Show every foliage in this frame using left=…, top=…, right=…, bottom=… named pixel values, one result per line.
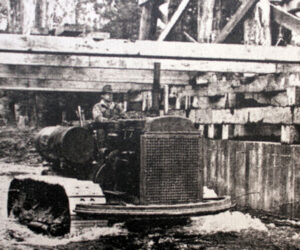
left=101, top=0, right=140, bottom=39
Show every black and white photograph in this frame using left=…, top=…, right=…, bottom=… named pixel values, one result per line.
left=0, top=0, right=300, bottom=249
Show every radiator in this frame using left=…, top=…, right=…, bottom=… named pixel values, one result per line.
left=140, top=132, right=202, bottom=205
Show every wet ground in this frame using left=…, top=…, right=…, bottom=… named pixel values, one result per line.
left=0, top=163, right=300, bottom=250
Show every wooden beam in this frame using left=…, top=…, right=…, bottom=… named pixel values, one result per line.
left=0, top=78, right=152, bottom=93
left=139, top=0, right=152, bottom=6
left=201, top=74, right=289, bottom=97
left=0, top=65, right=191, bottom=85
left=54, top=24, right=84, bottom=37
left=158, top=0, right=191, bottom=41
left=215, top=0, right=258, bottom=43
left=139, top=0, right=159, bottom=40
left=191, top=107, right=293, bottom=125
left=0, top=52, right=285, bottom=74
left=183, top=31, right=198, bottom=43
left=271, top=3, right=300, bottom=33
left=0, top=34, right=300, bottom=63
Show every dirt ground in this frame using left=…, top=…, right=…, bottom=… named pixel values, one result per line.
left=0, top=127, right=42, bottom=166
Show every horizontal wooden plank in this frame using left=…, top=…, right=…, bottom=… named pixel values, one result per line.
left=0, top=78, right=152, bottom=93
left=0, top=52, right=283, bottom=73
left=192, top=91, right=291, bottom=109
left=249, top=107, right=292, bottom=124
left=190, top=107, right=293, bottom=124
left=0, top=65, right=192, bottom=85
left=195, top=74, right=288, bottom=97
left=0, top=34, right=299, bottom=63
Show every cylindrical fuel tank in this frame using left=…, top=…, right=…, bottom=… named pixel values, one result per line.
left=35, top=126, right=94, bottom=164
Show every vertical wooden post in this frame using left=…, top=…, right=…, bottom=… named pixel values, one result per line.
left=164, top=84, right=169, bottom=114
left=34, top=0, right=48, bottom=34
left=152, top=63, right=161, bottom=114
left=208, top=124, right=216, bottom=139
left=198, top=124, right=206, bottom=137
left=139, top=0, right=159, bottom=40
left=175, top=95, right=181, bottom=109
left=197, top=0, right=215, bottom=42
left=8, top=0, right=37, bottom=34
left=281, top=125, right=299, bottom=144
left=244, top=0, right=271, bottom=46
left=222, top=124, right=234, bottom=140
left=234, top=124, right=246, bottom=138
left=142, top=91, right=147, bottom=111
left=146, top=91, right=152, bottom=110
left=123, top=94, right=128, bottom=112
left=287, top=86, right=300, bottom=106
left=185, top=95, right=188, bottom=110
left=33, top=92, right=39, bottom=128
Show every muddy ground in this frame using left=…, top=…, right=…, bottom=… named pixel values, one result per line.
left=0, top=127, right=300, bottom=249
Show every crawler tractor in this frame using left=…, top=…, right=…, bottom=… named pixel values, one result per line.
left=7, top=116, right=233, bottom=236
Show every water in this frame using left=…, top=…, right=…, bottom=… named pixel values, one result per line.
left=0, top=163, right=299, bottom=249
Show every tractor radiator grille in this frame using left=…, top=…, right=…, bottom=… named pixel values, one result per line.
left=140, top=133, right=202, bottom=205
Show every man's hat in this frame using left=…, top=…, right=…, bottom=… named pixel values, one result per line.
left=102, top=85, right=113, bottom=93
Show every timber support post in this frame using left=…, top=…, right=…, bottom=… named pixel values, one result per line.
left=139, top=0, right=160, bottom=40
left=152, top=62, right=161, bottom=114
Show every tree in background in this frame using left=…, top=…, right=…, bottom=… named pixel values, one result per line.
left=101, top=0, right=140, bottom=39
